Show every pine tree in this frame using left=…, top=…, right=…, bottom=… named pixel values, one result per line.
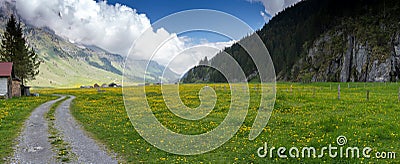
left=0, top=14, right=40, bottom=85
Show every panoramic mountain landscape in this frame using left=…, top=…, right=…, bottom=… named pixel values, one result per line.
left=0, top=0, right=398, bottom=163
left=0, top=0, right=178, bottom=88
left=183, top=0, right=400, bottom=83
left=4, top=0, right=399, bottom=86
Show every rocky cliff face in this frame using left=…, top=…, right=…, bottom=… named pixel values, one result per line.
left=294, top=32, right=400, bottom=82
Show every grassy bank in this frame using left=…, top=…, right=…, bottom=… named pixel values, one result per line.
left=0, top=95, right=57, bottom=162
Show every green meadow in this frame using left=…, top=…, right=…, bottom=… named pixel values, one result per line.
left=1, top=83, right=398, bottom=163
left=0, top=95, right=57, bottom=161
left=33, top=82, right=399, bottom=163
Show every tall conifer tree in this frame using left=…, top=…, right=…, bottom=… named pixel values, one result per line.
left=0, top=14, right=40, bottom=85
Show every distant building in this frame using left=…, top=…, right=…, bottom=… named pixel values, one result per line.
left=0, top=62, right=21, bottom=99
left=108, top=82, right=121, bottom=87
left=22, top=86, right=30, bottom=96
left=94, top=83, right=100, bottom=88
left=109, top=82, right=117, bottom=87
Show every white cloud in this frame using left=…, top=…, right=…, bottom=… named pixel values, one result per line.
left=248, top=0, right=301, bottom=21
left=16, top=0, right=151, bottom=56
left=164, top=40, right=235, bottom=74
left=260, top=10, right=270, bottom=22
left=15, top=0, right=234, bottom=75
left=131, top=29, right=234, bottom=74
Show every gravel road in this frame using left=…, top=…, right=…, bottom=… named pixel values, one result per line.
left=11, top=95, right=118, bottom=164
left=11, top=96, right=66, bottom=163
left=54, top=96, right=118, bottom=164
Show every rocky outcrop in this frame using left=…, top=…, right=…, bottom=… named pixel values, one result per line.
left=295, top=32, right=400, bottom=82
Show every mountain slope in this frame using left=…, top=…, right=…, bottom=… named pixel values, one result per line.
left=183, top=0, right=400, bottom=83
left=0, top=1, right=179, bottom=88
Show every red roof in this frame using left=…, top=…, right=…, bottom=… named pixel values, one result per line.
left=0, top=62, right=13, bottom=77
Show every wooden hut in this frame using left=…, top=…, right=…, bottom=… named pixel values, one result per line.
left=0, top=62, right=20, bottom=99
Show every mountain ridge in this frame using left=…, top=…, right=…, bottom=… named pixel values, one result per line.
left=0, top=0, right=179, bottom=88
left=182, top=0, right=400, bottom=83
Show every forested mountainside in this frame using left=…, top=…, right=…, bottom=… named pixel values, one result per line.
left=183, top=0, right=400, bottom=83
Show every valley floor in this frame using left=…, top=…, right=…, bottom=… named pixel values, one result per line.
left=2, top=82, right=399, bottom=163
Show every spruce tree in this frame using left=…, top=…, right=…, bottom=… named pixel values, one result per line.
left=0, top=14, right=40, bottom=85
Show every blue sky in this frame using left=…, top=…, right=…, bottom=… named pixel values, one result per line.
left=103, top=0, right=267, bottom=30
left=100, top=0, right=267, bottom=43
left=18, top=0, right=298, bottom=73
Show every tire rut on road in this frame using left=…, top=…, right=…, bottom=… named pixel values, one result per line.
left=11, top=95, right=118, bottom=163
left=54, top=95, right=118, bottom=164
left=11, top=96, right=66, bottom=163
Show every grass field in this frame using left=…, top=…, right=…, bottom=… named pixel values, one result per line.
left=38, top=83, right=399, bottom=163
left=0, top=95, right=57, bottom=161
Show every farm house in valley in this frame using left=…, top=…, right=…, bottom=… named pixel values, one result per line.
left=0, top=62, right=21, bottom=99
